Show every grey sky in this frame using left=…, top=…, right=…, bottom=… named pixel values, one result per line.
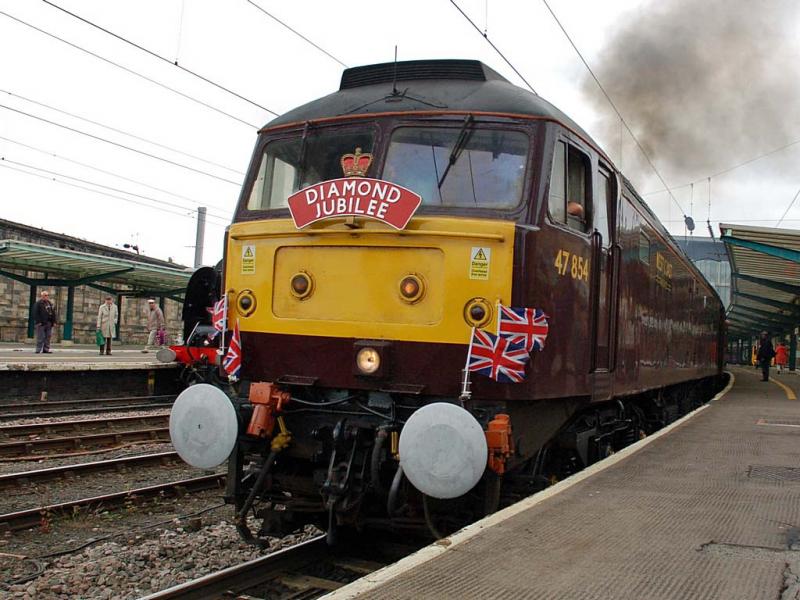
left=1, top=0, right=798, bottom=266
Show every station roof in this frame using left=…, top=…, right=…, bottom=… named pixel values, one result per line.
left=720, top=223, right=800, bottom=338
left=0, top=239, right=192, bottom=296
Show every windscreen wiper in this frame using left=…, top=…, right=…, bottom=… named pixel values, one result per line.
left=437, top=114, right=474, bottom=189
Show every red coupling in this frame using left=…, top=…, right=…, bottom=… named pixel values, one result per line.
left=485, top=414, right=513, bottom=475
left=246, top=382, right=290, bottom=438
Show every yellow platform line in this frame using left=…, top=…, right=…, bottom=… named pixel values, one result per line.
left=770, top=377, right=797, bottom=400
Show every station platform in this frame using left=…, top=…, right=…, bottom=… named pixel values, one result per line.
left=0, top=343, right=178, bottom=401
left=0, top=342, right=173, bottom=371
left=329, top=367, right=800, bottom=600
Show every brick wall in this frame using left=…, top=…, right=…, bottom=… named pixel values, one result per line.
left=0, top=219, right=185, bottom=345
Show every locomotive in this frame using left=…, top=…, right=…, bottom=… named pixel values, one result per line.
left=168, top=59, right=725, bottom=543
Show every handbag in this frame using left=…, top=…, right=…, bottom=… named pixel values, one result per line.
left=95, top=329, right=105, bottom=346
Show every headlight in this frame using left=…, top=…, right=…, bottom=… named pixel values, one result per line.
left=356, top=347, right=381, bottom=375
left=290, top=272, right=313, bottom=299
left=399, top=274, right=424, bottom=303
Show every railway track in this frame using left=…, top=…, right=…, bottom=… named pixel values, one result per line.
left=0, top=451, right=180, bottom=489
left=0, top=394, right=175, bottom=419
left=141, top=534, right=416, bottom=600
left=0, top=414, right=169, bottom=438
left=0, top=427, right=170, bottom=458
left=0, top=473, right=225, bottom=532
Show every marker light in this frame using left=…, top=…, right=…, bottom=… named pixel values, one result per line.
left=399, top=275, right=424, bottom=303
left=464, top=297, right=492, bottom=328
left=356, top=347, right=381, bottom=375
left=237, top=290, right=256, bottom=316
left=290, top=272, right=313, bottom=299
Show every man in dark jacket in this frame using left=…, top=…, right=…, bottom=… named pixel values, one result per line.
left=34, top=290, right=56, bottom=354
left=757, top=331, right=776, bottom=382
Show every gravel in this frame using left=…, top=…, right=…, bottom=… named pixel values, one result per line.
left=2, top=460, right=221, bottom=514
left=0, top=442, right=176, bottom=475
left=2, top=517, right=321, bottom=599
left=0, top=410, right=171, bottom=428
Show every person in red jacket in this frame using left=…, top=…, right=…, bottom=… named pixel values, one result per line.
left=775, top=342, right=789, bottom=374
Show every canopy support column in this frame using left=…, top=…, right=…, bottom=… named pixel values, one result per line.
left=63, top=285, right=75, bottom=344
left=790, top=332, right=797, bottom=372
left=27, top=284, right=37, bottom=340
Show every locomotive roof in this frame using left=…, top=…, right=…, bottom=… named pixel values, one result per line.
left=264, top=59, right=598, bottom=144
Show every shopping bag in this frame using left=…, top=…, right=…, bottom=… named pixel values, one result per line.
left=95, top=330, right=105, bottom=346
left=156, top=329, right=167, bottom=346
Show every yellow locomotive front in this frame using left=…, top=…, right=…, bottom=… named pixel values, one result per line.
left=169, top=60, right=555, bottom=541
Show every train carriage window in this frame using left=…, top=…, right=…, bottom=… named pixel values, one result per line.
left=247, top=129, right=375, bottom=210
left=382, top=127, right=528, bottom=208
left=638, top=232, right=651, bottom=264
left=549, top=140, right=591, bottom=233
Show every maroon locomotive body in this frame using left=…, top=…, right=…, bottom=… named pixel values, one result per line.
left=169, top=60, right=725, bottom=541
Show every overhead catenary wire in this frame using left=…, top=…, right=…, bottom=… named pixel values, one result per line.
left=0, top=160, right=226, bottom=228
left=2, top=89, right=245, bottom=176
left=447, top=0, right=538, bottom=95
left=0, top=103, right=242, bottom=186
left=643, top=137, right=800, bottom=196
left=539, top=0, right=686, bottom=218
left=0, top=156, right=232, bottom=225
left=42, top=0, right=278, bottom=116
left=0, top=134, right=233, bottom=216
left=776, top=187, right=800, bottom=227
left=0, top=10, right=260, bottom=128
left=245, top=0, right=348, bottom=68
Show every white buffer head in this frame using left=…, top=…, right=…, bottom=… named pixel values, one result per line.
left=169, top=383, right=238, bottom=469
left=399, top=402, right=488, bottom=499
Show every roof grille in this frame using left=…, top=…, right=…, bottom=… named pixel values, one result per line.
left=340, top=60, right=489, bottom=90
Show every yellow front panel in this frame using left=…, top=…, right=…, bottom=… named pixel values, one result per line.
left=226, top=216, right=515, bottom=345
left=273, top=246, right=444, bottom=325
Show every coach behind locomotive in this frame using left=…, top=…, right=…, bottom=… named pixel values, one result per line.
left=169, top=59, right=725, bottom=543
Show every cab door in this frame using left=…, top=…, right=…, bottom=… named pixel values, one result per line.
left=590, top=165, right=618, bottom=398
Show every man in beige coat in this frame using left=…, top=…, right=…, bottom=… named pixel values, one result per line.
left=96, top=296, right=118, bottom=356
left=144, top=298, right=166, bottom=351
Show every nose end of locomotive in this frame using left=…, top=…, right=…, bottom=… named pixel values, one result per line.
left=169, top=384, right=239, bottom=469
left=399, top=402, right=488, bottom=499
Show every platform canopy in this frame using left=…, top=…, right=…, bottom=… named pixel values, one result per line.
left=0, top=239, right=191, bottom=294
left=720, top=223, right=800, bottom=339
left=0, top=239, right=192, bottom=341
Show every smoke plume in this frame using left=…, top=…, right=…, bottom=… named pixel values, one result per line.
left=583, top=0, right=800, bottom=179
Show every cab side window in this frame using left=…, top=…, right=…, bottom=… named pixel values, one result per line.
left=549, top=140, right=591, bottom=233
left=595, top=167, right=614, bottom=247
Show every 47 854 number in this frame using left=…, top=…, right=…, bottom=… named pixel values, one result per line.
left=554, top=249, right=589, bottom=282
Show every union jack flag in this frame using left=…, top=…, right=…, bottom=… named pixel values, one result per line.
left=223, top=320, right=241, bottom=380
left=212, top=296, right=227, bottom=332
left=497, top=305, right=549, bottom=352
left=468, top=328, right=529, bottom=383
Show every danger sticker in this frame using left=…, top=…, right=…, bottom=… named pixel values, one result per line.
left=469, top=247, right=491, bottom=280
left=241, top=245, right=255, bottom=274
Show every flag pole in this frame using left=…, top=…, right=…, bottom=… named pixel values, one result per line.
left=217, top=294, right=228, bottom=358
left=459, top=327, right=475, bottom=404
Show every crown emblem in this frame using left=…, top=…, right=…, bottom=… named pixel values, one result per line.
left=340, top=147, right=373, bottom=177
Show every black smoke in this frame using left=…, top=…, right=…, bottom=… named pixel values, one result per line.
left=583, top=0, right=800, bottom=179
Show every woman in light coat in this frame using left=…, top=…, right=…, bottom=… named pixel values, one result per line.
left=96, top=296, right=119, bottom=355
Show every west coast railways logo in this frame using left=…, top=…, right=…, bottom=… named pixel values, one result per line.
left=287, top=177, right=423, bottom=230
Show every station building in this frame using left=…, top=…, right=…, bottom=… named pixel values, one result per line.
left=0, top=218, right=190, bottom=346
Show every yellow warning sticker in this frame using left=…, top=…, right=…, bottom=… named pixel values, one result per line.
left=469, top=247, right=491, bottom=280
left=241, top=245, right=256, bottom=274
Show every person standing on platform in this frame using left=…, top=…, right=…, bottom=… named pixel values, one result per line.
left=34, top=290, right=56, bottom=354
left=757, top=331, right=776, bottom=382
left=96, top=296, right=118, bottom=356
left=775, top=341, right=789, bottom=375
left=143, top=299, right=165, bottom=352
